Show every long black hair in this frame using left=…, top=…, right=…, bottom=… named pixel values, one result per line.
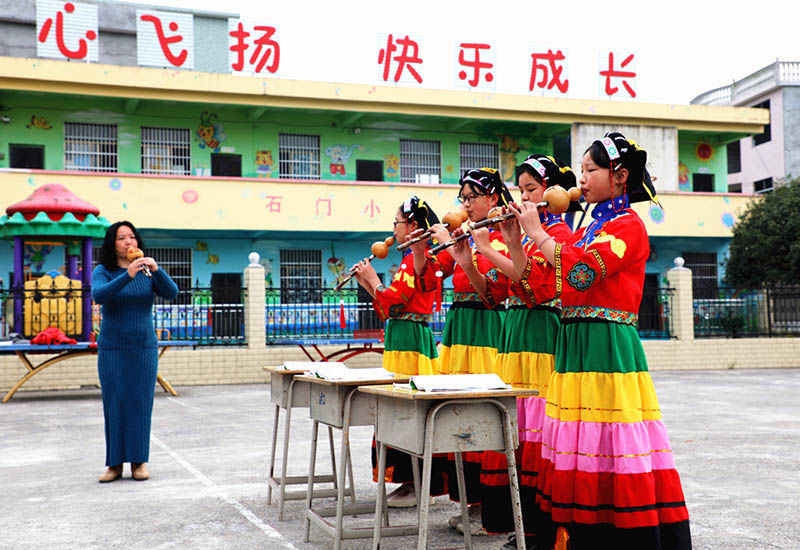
left=99, top=221, right=145, bottom=270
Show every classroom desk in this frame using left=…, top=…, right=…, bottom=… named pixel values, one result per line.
left=298, top=374, right=414, bottom=550
left=268, top=338, right=384, bottom=362
left=359, top=384, right=538, bottom=550
left=264, top=366, right=351, bottom=521
left=1, top=340, right=194, bottom=403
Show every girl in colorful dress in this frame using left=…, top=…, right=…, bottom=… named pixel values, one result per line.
left=419, top=168, right=512, bottom=534
left=510, top=133, right=692, bottom=549
left=353, top=196, right=445, bottom=507
left=470, top=155, right=579, bottom=547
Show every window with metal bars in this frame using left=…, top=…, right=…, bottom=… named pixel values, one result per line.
left=399, top=139, right=441, bottom=183
left=278, top=133, right=320, bottom=179
left=279, top=249, right=322, bottom=303
left=91, top=247, right=192, bottom=293
left=754, top=177, right=773, bottom=194
left=682, top=251, right=718, bottom=299
left=459, top=142, right=499, bottom=174
left=64, top=122, right=118, bottom=172
left=141, top=127, right=191, bottom=175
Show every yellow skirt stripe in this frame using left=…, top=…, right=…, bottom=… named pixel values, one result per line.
left=383, top=350, right=439, bottom=376
left=438, top=344, right=498, bottom=375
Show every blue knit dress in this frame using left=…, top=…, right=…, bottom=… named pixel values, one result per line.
left=92, top=265, right=179, bottom=466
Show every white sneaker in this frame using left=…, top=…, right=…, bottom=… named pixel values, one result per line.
left=387, top=484, right=417, bottom=508
left=449, top=504, right=486, bottom=534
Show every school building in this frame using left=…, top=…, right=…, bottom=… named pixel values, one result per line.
left=0, top=0, right=769, bottom=340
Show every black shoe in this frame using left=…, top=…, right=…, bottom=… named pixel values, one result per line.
left=501, top=533, right=537, bottom=550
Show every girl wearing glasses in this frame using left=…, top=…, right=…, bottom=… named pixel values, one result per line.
left=353, top=196, right=446, bottom=507
left=418, top=168, right=513, bottom=535
left=509, top=133, right=691, bottom=549
left=469, top=155, right=580, bottom=547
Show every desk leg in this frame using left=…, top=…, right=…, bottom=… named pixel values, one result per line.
left=333, top=388, right=357, bottom=550
left=502, top=406, right=525, bottom=550
left=277, top=391, right=295, bottom=521
left=454, top=452, right=473, bottom=550
left=327, top=426, right=338, bottom=493
left=267, top=403, right=280, bottom=504
left=372, top=441, right=388, bottom=550
left=303, top=420, right=321, bottom=542
left=417, top=425, right=434, bottom=550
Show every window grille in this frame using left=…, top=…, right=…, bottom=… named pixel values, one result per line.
left=141, top=127, right=191, bottom=175
left=682, top=252, right=718, bottom=300
left=64, top=122, right=118, bottom=172
left=278, top=133, right=320, bottom=179
left=91, top=247, right=192, bottom=292
left=400, top=139, right=441, bottom=183
left=280, top=249, right=322, bottom=303
left=459, top=142, right=499, bottom=174
left=752, top=100, right=771, bottom=146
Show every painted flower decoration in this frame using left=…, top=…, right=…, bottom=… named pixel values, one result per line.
left=108, top=178, right=122, bottom=191
left=721, top=212, right=735, bottom=228
left=182, top=189, right=199, bottom=204
left=649, top=205, right=665, bottom=224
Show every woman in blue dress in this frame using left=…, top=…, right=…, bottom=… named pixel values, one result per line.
left=92, top=221, right=178, bottom=482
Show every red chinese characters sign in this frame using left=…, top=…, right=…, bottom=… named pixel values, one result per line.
left=136, top=10, right=194, bottom=69
left=377, top=33, right=424, bottom=85
left=457, top=42, right=494, bottom=89
left=228, top=20, right=280, bottom=76
left=529, top=49, right=569, bottom=95
left=599, top=51, right=637, bottom=98
left=36, top=0, right=98, bottom=62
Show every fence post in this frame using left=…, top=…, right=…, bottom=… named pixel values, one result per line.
left=667, top=257, right=694, bottom=342
left=244, top=252, right=266, bottom=349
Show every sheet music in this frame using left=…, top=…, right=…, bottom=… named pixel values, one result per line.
left=408, top=374, right=511, bottom=392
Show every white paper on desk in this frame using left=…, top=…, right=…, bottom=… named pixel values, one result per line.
left=282, top=361, right=328, bottom=371
left=343, top=367, right=395, bottom=380
left=303, top=362, right=350, bottom=379
left=409, top=374, right=510, bottom=392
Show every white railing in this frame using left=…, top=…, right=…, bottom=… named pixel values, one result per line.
left=692, top=61, right=800, bottom=105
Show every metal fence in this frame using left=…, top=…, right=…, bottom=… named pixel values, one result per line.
left=0, top=286, right=246, bottom=345
left=638, top=287, right=674, bottom=339
left=264, top=287, right=673, bottom=342
left=694, top=287, right=800, bottom=338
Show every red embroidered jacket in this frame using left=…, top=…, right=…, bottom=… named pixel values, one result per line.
left=519, top=207, right=649, bottom=326
left=419, top=229, right=509, bottom=309
left=509, top=214, right=573, bottom=305
left=372, top=252, right=435, bottom=322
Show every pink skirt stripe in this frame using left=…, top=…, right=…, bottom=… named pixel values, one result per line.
left=518, top=395, right=547, bottom=444
left=541, top=418, right=677, bottom=475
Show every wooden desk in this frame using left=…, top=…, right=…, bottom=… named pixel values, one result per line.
left=1, top=341, right=192, bottom=403
left=264, top=366, right=350, bottom=520
left=298, top=374, right=415, bottom=550
left=359, top=385, right=538, bottom=550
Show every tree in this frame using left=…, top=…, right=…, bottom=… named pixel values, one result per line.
left=724, top=177, right=800, bottom=287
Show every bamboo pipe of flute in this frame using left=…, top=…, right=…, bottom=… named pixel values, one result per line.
left=396, top=210, right=468, bottom=251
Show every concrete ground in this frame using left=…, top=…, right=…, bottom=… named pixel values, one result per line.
left=1, top=368, right=799, bottom=550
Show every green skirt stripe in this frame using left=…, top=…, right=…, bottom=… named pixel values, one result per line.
left=441, top=306, right=505, bottom=349
left=555, top=321, right=649, bottom=374
left=385, top=319, right=438, bottom=360
left=499, top=307, right=560, bottom=355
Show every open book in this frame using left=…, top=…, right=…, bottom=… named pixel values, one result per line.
left=403, top=374, right=511, bottom=392
left=301, top=362, right=395, bottom=381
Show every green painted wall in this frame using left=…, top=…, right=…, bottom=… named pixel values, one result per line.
left=677, top=133, right=728, bottom=193
left=0, top=91, right=560, bottom=184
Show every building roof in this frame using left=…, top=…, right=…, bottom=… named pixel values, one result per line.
left=0, top=56, right=768, bottom=134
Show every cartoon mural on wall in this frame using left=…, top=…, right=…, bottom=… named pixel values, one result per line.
left=206, top=253, right=219, bottom=265
left=325, top=144, right=362, bottom=175
left=256, top=150, right=275, bottom=178
left=678, top=161, right=690, bottom=191
left=24, top=244, right=55, bottom=272
left=196, top=112, right=226, bottom=152
left=696, top=142, right=714, bottom=162
left=26, top=115, right=52, bottom=130
left=327, top=255, right=347, bottom=285
left=194, top=240, right=209, bottom=252
left=384, top=154, right=399, bottom=179
left=500, top=135, right=522, bottom=182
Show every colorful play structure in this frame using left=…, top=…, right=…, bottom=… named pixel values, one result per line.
left=0, top=184, right=110, bottom=341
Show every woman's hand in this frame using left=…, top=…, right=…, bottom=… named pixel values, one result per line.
left=499, top=208, right=521, bottom=244
left=353, top=259, right=380, bottom=289
left=126, top=258, right=147, bottom=278
left=142, top=257, right=159, bottom=272
left=469, top=226, right=491, bottom=253
left=511, top=201, right=544, bottom=240
left=428, top=223, right=452, bottom=247
left=448, top=228, right=472, bottom=265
